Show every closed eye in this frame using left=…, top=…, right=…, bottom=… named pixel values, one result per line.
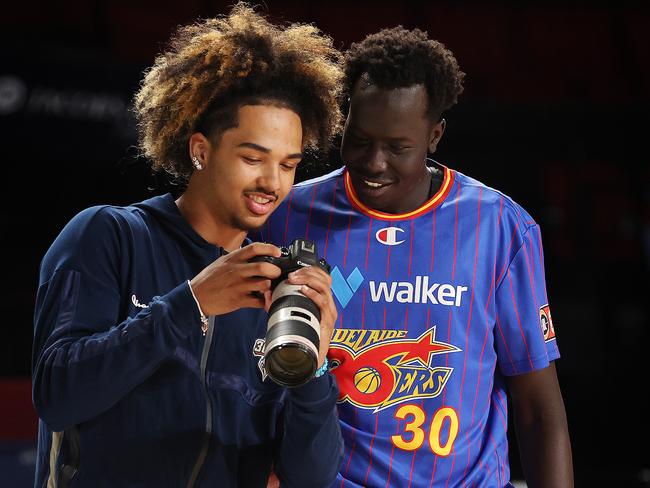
left=242, top=156, right=262, bottom=164
left=389, top=144, right=410, bottom=153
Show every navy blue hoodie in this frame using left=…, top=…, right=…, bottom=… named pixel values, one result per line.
left=32, top=194, right=342, bottom=487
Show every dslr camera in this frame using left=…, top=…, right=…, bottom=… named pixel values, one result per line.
left=251, top=238, right=330, bottom=387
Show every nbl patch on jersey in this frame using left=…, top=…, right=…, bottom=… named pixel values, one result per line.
left=539, top=304, right=556, bottom=342
left=252, top=338, right=268, bottom=381
left=328, top=326, right=460, bottom=412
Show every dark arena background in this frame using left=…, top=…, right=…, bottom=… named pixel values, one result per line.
left=1, top=1, right=648, bottom=486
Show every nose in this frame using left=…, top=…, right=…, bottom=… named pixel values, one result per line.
left=258, top=162, right=281, bottom=193
left=360, top=146, right=388, bottom=175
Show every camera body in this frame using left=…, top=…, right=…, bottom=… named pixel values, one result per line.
left=251, top=239, right=330, bottom=387
left=252, top=239, right=330, bottom=286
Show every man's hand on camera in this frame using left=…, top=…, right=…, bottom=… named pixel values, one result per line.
left=189, top=243, right=282, bottom=316
left=287, top=266, right=337, bottom=369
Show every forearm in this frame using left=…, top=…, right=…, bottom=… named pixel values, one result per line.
left=513, top=392, right=573, bottom=487
left=275, top=374, right=343, bottom=487
left=33, top=280, right=199, bottom=430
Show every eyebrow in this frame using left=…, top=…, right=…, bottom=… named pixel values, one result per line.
left=349, top=128, right=412, bottom=144
left=238, top=142, right=303, bottom=159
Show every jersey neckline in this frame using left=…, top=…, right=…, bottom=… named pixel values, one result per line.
left=343, top=164, right=455, bottom=221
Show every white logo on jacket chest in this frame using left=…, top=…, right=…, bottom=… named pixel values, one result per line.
left=131, top=295, right=149, bottom=309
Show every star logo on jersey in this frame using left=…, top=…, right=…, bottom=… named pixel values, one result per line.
left=331, top=266, right=364, bottom=308
left=328, top=326, right=461, bottom=412
left=375, top=226, right=405, bottom=246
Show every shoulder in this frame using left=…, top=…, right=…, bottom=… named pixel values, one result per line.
left=270, top=167, right=344, bottom=218
left=62, top=203, right=149, bottom=240
left=292, top=167, right=344, bottom=195
left=40, top=202, right=149, bottom=282
left=294, top=166, right=344, bottom=188
left=453, top=169, right=538, bottom=231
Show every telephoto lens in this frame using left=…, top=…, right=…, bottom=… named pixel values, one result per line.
left=256, top=239, right=330, bottom=387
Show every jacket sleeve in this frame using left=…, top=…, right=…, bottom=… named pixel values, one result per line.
left=275, top=373, right=343, bottom=487
left=32, top=207, right=201, bottom=431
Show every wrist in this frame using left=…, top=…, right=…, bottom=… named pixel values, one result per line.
left=314, top=357, right=329, bottom=378
left=187, top=280, right=209, bottom=336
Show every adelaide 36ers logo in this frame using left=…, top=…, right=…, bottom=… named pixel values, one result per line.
left=328, top=327, right=460, bottom=412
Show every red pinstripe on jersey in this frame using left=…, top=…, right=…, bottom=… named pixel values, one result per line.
left=495, top=314, right=517, bottom=373
left=364, top=217, right=373, bottom=271
left=343, top=215, right=352, bottom=267
left=507, top=274, right=535, bottom=370
left=429, top=207, right=437, bottom=273
left=456, top=188, right=483, bottom=480
left=496, top=223, right=520, bottom=286
left=363, top=414, right=381, bottom=486
left=408, top=307, right=432, bottom=488
left=282, top=191, right=293, bottom=245
left=522, top=239, right=540, bottom=316
left=536, top=226, right=549, bottom=304
left=323, top=178, right=339, bottom=259
left=451, top=181, right=460, bottom=280
left=433, top=179, right=460, bottom=485
left=408, top=219, right=415, bottom=277
left=385, top=246, right=391, bottom=278
left=304, top=185, right=318, bottom=241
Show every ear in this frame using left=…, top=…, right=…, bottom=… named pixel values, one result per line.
left=428, top=118, right=446, bottom=154
left=189, top=132, right=211, bottom=168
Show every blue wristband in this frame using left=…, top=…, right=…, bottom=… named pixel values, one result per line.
left=314, top=358, right=329, bottom=378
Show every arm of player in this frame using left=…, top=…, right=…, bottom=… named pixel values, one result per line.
left=33, top=213, right=281, bottom=431
left=188, top=242, right=282, bottom=315
left=272, top=266, right=344, bottom=487
left=33, top=274, right=204, bottom=431
left=507, top=363, right=574, bottom=488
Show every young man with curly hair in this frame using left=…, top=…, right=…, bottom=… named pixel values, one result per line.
left=261, top=27, right=573, bottom=487
left=32, top=4, right=345, bottom=487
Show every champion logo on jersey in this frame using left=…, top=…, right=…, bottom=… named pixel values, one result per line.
left=331, top=266, right=364, bottom=308
left=375, top=226, right=405, bottom=246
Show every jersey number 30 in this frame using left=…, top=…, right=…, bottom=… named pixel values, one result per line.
left=391, top=405, right=459, bottom=456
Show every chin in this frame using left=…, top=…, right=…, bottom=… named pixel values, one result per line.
left=233, top=215, right=270, bottom=233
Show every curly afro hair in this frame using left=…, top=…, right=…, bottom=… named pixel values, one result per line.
left=133, top=3, right=344, bottom=182
left=344, top=26, right=465, bottom=121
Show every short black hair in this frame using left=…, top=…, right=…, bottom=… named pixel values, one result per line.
left=345, top=26, right=465, bottom=121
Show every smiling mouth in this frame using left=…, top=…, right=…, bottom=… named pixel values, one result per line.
left=358, top=176, right=394, bottom=190
left=249, top=194, right=275, bottom=204
left=244, top=192, right=277, bottom=216
left=363, top=180, right=383, bottom=188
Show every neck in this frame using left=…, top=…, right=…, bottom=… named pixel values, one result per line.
left=406, top=166, right=436, bottom=212
left=175, top=191, right=246, bottom=251
left=427, top=164, right=443, bottom=198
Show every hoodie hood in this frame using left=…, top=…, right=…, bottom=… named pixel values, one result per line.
left=133, top=193, right=220, bottom=257
left=133, top=193, right=251, bottom=260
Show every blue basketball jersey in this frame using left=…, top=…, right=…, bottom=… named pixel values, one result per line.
left=258, top=164, right=560, bottom=487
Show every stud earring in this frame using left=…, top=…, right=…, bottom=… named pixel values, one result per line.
left=192, top=156, right=203, bottom=171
